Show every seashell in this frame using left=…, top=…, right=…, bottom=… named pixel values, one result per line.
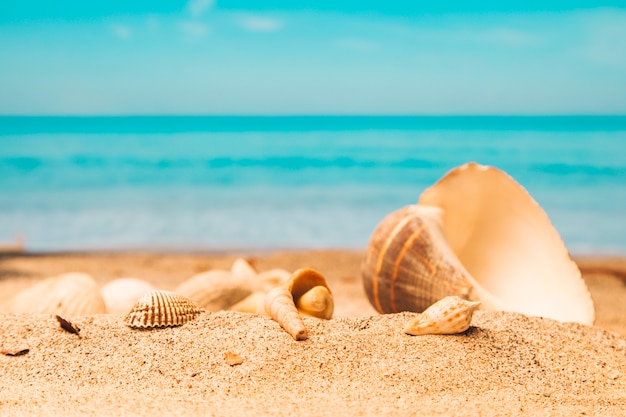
left=256, top=268, right=291, bottom=292
left=125, top=290, right=203, bottom=329
left=362, top=162, right=595, bottom=325
left=174, top=270, right=252, bottom=312
left=224, top=351, right=243, bottom=366
left=232, top=257, right=291, bottom=292
left=100, top=278, right=156, bottom=315
left=264, top=286, right=308, bottom=341
left=7, top=272, right=106, bottom=317
left=230, top=258, right=257, bottom=282
left=286, top=268, right=334, bottom=319
left=404, top=296, right=481, bottom=335
left=229, top=291, right=267, bottom=315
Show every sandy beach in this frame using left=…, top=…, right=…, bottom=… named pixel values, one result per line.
left=1, top=250, right=626, bottom=416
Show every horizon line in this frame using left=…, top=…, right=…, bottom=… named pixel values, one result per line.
left=2, top=114, right=626, bottom=118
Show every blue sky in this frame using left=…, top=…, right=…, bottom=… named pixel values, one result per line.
left=0, top=1, right=625, bottom=115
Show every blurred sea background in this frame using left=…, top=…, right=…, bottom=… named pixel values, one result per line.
left=2, top=2, right=626, bottom=254
left=1, top=115, right=625, bottom=254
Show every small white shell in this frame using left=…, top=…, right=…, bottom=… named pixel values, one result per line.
left=125, top=290, right=203, bottom=329
left=174, top=270, right=252, bottom=312
left=404, top=296, right=480, bottom=336
left=101, top=278, right=156, bottom=315
left=7, top=272, right=106, bottom=317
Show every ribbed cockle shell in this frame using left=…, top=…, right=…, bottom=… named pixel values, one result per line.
left=404, top=296, right=480, bottom=336
left=125, top=290, right=204, bottom=329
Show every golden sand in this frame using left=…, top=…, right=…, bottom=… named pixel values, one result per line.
left=1, top=250, right=626, bottom=416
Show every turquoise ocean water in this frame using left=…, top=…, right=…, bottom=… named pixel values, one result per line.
left=1, top=116, right=625, bottom=254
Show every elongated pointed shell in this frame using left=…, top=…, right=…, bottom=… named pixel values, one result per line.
left=264, top=286, right=308, bottom=340
left=174, top=270, right=252, bottom=312
left=101, top=278, right=156, bottom=315
left=286, top=268, right=334, bottom=319
left=362, top=163, right=595, bottom=325
left=125, top=290, right=203, bottom=329
left=7, top=272, right=106, bottom=317
left=404, top=296, right=480, bottom=336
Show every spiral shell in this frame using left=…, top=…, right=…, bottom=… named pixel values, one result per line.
left=362, top=162, right=595, bottom=325
left=362, top=205, right=472, bottom=314
left=286, top=268, right=334, bottom=319
left=264, top=286, right=307, bottom=340
left=404, top=296, right=481, bottom=336
left=174, top=270, right=252, bottom=312
left=101, top=278, right=156, bottom=315
left=125, top=290, right=204, bottom=329
left=7, top=272, right=106, bottom=317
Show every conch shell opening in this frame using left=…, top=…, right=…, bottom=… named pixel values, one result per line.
left=362, top=162, right=595, bottom=326
left=286, top=268, right=334, bottom=320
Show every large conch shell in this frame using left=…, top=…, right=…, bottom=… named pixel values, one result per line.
left=7, top=272, right=107, bottom=317
left=362, top=162, right=595, bottom=325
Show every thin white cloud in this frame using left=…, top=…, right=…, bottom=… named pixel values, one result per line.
left=186, top=0, right=214, bottom=19
left=575, top=8, right=626, bottom=69
left=478, top=28, right=540, bottom=47
left=335, top=37, right=380, bottom=52
left=236, top=15, right=283, bottom=33
left=178, top=20, right=210, bottom=39
left=146, top=15, right=161, bottom=32
left=110, top=24, right=133, bottom=40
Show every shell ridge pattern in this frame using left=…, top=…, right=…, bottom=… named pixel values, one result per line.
left=126, top=290, right=203, bottom=329
left=390, top=223, right=425, bottom=313
left=373, top=213, right=415, bottom=313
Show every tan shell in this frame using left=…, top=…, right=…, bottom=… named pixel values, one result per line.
left=230, top=258, right=257, bottom=282
left=100, top=278, right=156, bottom=315
left=7, top=272, right=106, bottom=317
left=362, top=162, right=595, bottom=325
left=125, top=290, right=203, bottom=329
left=404, top=296, right=481, bottom=336
left=229, top=291, right=267, bottom=315
left=286, top=268, right=334, bottom=319
left=174, top=270, right=252, bottom=312
left=264, top=286, right=307, bottom=340
left=257, top=268, right=291, bottom=292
